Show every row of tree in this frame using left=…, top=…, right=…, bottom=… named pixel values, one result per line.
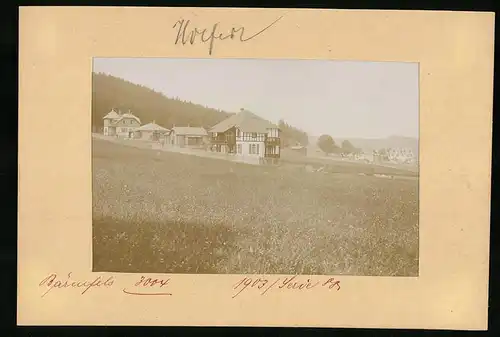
left=92, top=73, right=309, bottom=146
left=317, top=135, right=361, bottom=155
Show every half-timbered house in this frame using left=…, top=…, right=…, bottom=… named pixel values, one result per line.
left=209, top=108, right=281, bottom=160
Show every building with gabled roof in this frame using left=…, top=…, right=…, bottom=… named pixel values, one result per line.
left=168, top=126, right=209, bottom=148
left=134, top=121, right=170, bottom=141
left=208, top=108, right=281, bottom=159
left=102, top=108, right=142, bottom=138
left=103, top=109, right=120, bottom=120
left=210, top=109, right=278, bottom=133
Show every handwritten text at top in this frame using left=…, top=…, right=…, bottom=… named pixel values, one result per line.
left=172, top=16, right=284, bottom=55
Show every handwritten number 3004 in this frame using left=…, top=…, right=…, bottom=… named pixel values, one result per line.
left=122, top=276, right=172, bottom=296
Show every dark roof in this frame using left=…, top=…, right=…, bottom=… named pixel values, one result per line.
left=209, top=109, right=278, bottom=133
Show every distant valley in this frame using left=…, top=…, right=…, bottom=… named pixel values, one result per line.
left=308, top=135, right=419, bottom=156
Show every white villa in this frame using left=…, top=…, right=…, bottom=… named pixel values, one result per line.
left=208, top=108, right=281, bottom=161
left=103, top=108, right=141, bottom=138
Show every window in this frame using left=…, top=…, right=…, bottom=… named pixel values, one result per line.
left=237, top=144, right=242, bottom=154
left=251, top=133, right=257, bottom=139
left=249, top=144, right=260, bottom=155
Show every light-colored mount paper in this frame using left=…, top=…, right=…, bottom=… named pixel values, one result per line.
left=18, top=6, right=493, bottom=329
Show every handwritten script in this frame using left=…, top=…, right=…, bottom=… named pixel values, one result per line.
left=122, top=275, right=172, bottom=296
left=38, top=273, right=341, bottom=299
left=39, top=272, right=115, bottom=297
left=173, top=16, right=284, bottom=55
left=38, top=273, right=172, bottom=297
left=232, top=275, right=341, bottom=298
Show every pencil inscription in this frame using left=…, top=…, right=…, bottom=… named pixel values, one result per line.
left=172, top=16, right=283, bottom=55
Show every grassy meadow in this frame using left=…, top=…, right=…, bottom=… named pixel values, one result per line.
left=92, top=138, right=419, bottom=276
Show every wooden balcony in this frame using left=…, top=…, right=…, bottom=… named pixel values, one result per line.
left=210, top=138, right=228, bottom=144
left=210, top=136, right=235, bottom=144
left=265, top=137, right=280, bottom=146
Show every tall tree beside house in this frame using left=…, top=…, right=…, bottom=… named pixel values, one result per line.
left=317, top=134, right=337, bottom=154
left=278, top=119, right=309, bottom=147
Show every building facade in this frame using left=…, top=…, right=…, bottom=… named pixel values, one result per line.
left=134, top=121, right=170, bottom=141
left=209, top=108, right=281, bottom=160
left=168, top=126, right=209, bottom=148
left=103, top=109, right=141, bottom=138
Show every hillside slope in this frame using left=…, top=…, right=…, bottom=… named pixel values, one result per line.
left=92, top=72, right=231, bottom=130
left=91, top=73, right=309, bottom=146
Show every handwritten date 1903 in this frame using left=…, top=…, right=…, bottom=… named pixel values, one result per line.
left=232, top=275, right=341, bottom=298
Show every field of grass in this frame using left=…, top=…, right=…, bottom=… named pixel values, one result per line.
left=92, top=138, right=419, bottom=276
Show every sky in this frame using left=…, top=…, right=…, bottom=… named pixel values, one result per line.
left=93, top=58, right=419, bottom=139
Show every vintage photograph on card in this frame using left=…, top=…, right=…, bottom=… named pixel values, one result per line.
left=91, top=58, right=419, bottom=276
left=18, top=6, right=494, bottom=329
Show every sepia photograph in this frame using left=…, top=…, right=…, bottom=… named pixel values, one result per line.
left=18, top=7, right=493, bottom=329
left=91, top=58, right=419, bottom=276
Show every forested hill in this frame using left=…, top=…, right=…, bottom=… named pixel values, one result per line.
left=92, top=72, right=230, bottom=129
left=91, top=72, right=309, bottom=145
